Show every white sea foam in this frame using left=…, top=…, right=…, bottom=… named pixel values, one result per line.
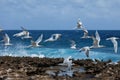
left=31, top=53, right=45, bottom=58
left=0, top=44, right=120, bottom=62
left=0, top=44, right=45, bottom=58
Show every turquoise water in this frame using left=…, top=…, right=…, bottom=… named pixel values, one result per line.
left=0, top=30, right=120, bottom=62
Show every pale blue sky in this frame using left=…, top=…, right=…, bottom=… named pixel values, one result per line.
left=0, top=0, right=120, bottom=30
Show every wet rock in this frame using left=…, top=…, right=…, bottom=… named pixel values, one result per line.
left=0, top=56, right=120, bottom=80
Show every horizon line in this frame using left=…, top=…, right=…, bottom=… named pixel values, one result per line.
left=3, top=29, right=120, bottom=31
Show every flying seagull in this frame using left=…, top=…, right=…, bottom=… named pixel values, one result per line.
left=81, top=28, right=90, bottom=38
left=1, top=33, right=12, bottom=46
left=21, top=31, right=32, bottom=39
left=106, top=37, right=119, bottom=53
left=27, top=34, right=43, bottom=48
left=13, top=27, right=27, bottom=37
left=63, top=56, right=72, bottom=64
left=70, top=40, right=76, bottom=49
left=79, top=46, right=90, bottom=58
left=13, top=27, right=32, bottom=39
left=21, top=27, right=32, bottom=39
left=74, top=18, right=83, bottom=30
left=90, top=31, right=104, bottom=48
left=63, top=56, right=73, bottom=70
left=44, top=34, right=61, bottom=42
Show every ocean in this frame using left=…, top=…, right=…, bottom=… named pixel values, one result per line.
left=0, top=30, right=120, bottom=62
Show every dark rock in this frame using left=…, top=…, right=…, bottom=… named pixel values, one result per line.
left=0, top=56, right=120, bottom=80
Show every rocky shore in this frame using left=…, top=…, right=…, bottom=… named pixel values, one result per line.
left=0, top=56, right=120, bottom=80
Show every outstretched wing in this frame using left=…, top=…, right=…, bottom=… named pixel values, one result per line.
left=95, top=31, right=100, bottom=45
left=79, top=47, right=85, bottom=52
left=83, top=28, right=88, bottom=37
left=52, top=34, right=61, bottom=40
left=70, top=40, right=75, bottom=45
left=106, top=37, right=119, bottom=40
left=21, top=26, right=31, bottom=36
left=91, top=35, right=97, bottom=46
left=35, top=34, right=43, bottom=44
left=85, top=50, right=89, bottom=57
left=95, top=31, right=100, bottom=42
left=80, top=46, right=90, bottom=57
left=106, top=38, right=111, bottom=40
left=63, top=56, right=71, bottom=64
left=106, top=37, right=118, bottom=53
left=112, top=39, right=118, bottom=53
left=21, top=26, right=28, bottom=32
left=4, top=33, right=10, bottom=43
left=13, top=31, right=26, bottom=37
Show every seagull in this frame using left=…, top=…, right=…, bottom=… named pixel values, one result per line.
left=13, top=30, right=26, bottom=37
left=79, top=46, right=90, bottom=58
left=106, top=37, right=119, bottom=53
left=53, top=34, right=62, bottom=40
left=90, top=31, right=104, bottom=48
left=63, top=56, right=72, bottom=70
left=21, top=31, right=32, bottom=39
left=77, top=19, right=83, bottom=29
left=13, top=27, right=27, bottom=37
left=44, top=34, right=61, bottom=42
left=1, top=33, right=12, bottom=46
left=63, top=56, right=72, bottom=64
left=13, top=27, right=32, bottom=39
left=70, top=40, right=76, bottom=49
left=81, top=28, right=90, bottom=38
left=21, top=27, right=32, bottom=39
left=74, top=18, right=83, bottom=30
left=27, top=34, right=43, bottom=48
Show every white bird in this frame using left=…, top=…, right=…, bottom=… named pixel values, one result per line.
left=53, top=34, right=62, bottom=40
left=1, top=33, right=12, bottom=46
left=79, top=46, right=90, bottom=58
left=13, top=27, right=32, bottom=39
left=70, top=40, right=76, bottom=49
left=77, top=19, right=83, bottom=29
left=63, top=56, right=72, bottom=71
left=44, top=34, right=61, bottom=42
left=63, top=56, right=72, bottom=64
left=13, top=27, right=26, bottom=37
left=74, top=18, right=83, bottom=30
left=106, top=37, right=119, bottom=53
left=21, top=31, right=32, bottom=39
left=13, top=31, right=26, bottom=37
left=90, top=31, right=104, bottom=48
left=81, top=28, right=90, bottom=38
left=28, top=34, right=43, bottom=47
